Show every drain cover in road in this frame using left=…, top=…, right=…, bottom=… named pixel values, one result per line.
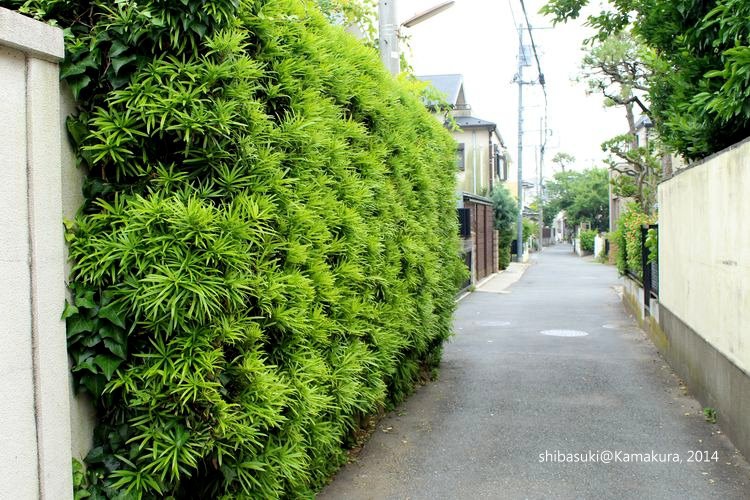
left=540, top=329, right=589, bottom=337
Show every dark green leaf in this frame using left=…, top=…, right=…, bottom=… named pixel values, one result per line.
left=111, top=54, right=137, bottom=75
left=67, top=316, right=97, bottom=337
left=68, top=75, right=91, bottom=101
left=94, top=354, right=123, bottom=380
left=98, top=302, right=127, bottom=328
left=103, top=337, right=127, bottom=360
left=62, top=300, right=79, bottom=319
left=75, top=289, right=97, bottom=309
left=85, top=446, right=106, bottom=464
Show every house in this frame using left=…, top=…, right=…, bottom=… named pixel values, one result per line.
left=418, top=74, right=509, bottom=286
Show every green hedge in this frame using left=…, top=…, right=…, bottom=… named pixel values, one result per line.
left=579, top=229, right=596, bottom=253
left=615, top=205, right=656, bottom=281
left=15, top=0, right=464, bottom=496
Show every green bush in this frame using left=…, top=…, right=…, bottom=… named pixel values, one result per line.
left=579, top=229, right=596, bottom=253
left=498, top=230, right=513, bottom=270
left=18, top=0, right=464, bottom=497
left=615, top=205, right=656, bottom=280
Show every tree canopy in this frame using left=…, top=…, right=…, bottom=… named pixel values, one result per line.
left=541, top=0, right=750, bottom=160
left=544, top=168, right=609, bottom=232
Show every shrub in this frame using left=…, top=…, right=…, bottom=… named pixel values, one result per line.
left=498, top=230, right=513, bottom=270
left=616, top=204, right=657, bottom=280
left=490, top=185, right=517, bottom=270
left=19, top=0, right=464, bottom=497
left=579, top=229, right=596, bottom=253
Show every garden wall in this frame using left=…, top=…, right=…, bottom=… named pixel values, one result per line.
left=0, top=8, right=73, bottom=498
left=657, top=137, right=750, bottom=460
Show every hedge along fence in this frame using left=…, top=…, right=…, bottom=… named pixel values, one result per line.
left=614, top=204, right=656, bottom=281
left=10, top=0, right=465, bottom=497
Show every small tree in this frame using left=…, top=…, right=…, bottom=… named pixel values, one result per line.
left=579, top=32, right=662, bottom=213
left=544, top=168, right=609, bottom=232
left=490, top=185, right=518, bottom=269
left=551, top=152, right=575, bottom=172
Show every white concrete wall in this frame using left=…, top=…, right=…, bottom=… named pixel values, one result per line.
left=659, top=139, right=750, bottom=374
left=594, top=234, right=605, bottom=257
left=0, top=8, right=73, bottom=499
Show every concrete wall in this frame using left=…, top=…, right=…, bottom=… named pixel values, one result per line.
left=594, top=234, right=605, bottom=258
left=657, top=137, right=750, bottom=460
left=659, top=139, right=750, bottom=374
left=0, top=8, right=73, bottom=498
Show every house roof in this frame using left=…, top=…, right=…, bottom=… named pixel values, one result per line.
left=417, top=74, right=464, bottom=106
left=454, top=116, right=497, bottom=129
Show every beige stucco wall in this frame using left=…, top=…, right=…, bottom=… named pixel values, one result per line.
left=0, top=8, right=73, bottom=498
left=454, top=128, right=491, bottom=196
left=658, top=139, right=750, bottom=374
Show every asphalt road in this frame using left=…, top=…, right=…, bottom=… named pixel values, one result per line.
left=319, top=245, right=750, bottom=500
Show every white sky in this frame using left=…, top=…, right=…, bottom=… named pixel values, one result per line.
left=399, top=0, right=625, bottom=182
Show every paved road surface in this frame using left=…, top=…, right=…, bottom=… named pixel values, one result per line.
left=320, top=245, right=750, bottom=499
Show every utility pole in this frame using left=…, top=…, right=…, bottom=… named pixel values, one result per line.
left=538, top=116, right=545, bottom=250
left=515, top=25, right=525, bottom=262
left=378, top=0, right=399, bottom=74
left=378, top=1, right=454, bottom=75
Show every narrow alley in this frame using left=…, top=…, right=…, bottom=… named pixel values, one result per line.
left=321, top=245, right=750, bottom=499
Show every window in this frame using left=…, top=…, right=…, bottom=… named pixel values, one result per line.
left=456, top=143, right=465, bottom=171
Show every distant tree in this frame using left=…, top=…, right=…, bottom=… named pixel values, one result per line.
left=545, top=168, right=609, bottom=232
left=551, top=152, right=575, bottom=172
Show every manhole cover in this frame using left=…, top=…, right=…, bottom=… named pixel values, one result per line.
left=476, top=321, right=511, bottom=327
left=541, top=329, right=589, bottom=337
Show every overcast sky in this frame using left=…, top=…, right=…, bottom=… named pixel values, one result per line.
left=399, top=0, right=625, bottom=182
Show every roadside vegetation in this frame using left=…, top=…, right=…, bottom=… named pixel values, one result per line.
left=6, top=0, right=465, bottom=497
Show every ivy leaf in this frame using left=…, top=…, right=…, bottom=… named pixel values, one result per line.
left=75, top=289, right=97, bottom=309
left=98, top=302, right=127, bottom=329
left=66, top=117, right=89, bottom=147
left=62, top=300, right=79, bottom=319
left=103, top=337, right=127, bottom=360
left=69, top=75, right=92, bottom=101
left=67, top=316, right=97, bottom=337
left=111, top=54, right=137, bottom=75
left=72, top=356, right=97, bottom=375
left=191, top=23, right=207, bottom=37
left=85, top=446, right=106, bottom=464
left=94, top=354, right=123, bottom=380
left=81, top=333, right=102, bottom=348
left=109, top=40, right=129, bottom=58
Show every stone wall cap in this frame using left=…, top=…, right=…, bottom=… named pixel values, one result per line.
left=0, top=7, right=64, bottom=62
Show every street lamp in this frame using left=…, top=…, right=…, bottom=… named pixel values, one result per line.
left=379, top=1, right=455, bottom=74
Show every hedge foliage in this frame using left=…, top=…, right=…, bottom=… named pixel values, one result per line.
left=615, top=204, right=656, bottom=281
left=10, top=0, right=465, bottom=496
left=579, top=229, right=596, bottom=254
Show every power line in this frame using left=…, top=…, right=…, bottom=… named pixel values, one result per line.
left=518, top=0, right=546, bottom=94
left=518, top=0, right=548, bottom=149
left=508, top=0, right=519, bottom=32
